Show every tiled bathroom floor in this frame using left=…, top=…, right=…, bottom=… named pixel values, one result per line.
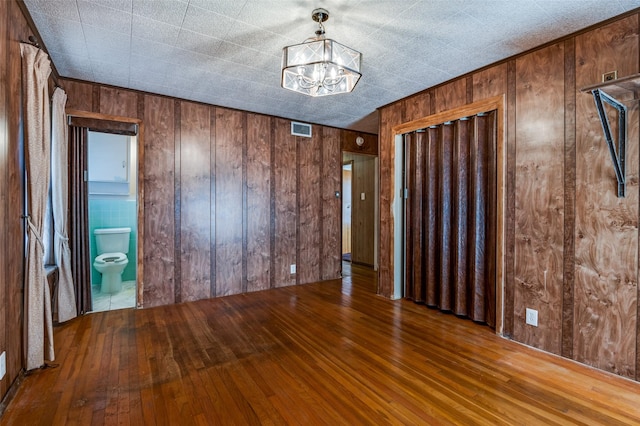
left=91, top=280, right=136, bottom=312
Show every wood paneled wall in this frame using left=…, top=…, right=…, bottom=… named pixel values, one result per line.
left=0, top=0, right=42, bottom=404
left=513, top=43, right=566, bottom=355
left=61, top=79, right=357, bottom=308
left=343, top=153, right=376, bottom=266
left=573, top=16, right=640, bottom=378
left=378, top=11, right=640, bottom=380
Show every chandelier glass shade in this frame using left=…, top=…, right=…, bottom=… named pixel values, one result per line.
left=281, top=9, right=362, bottom=97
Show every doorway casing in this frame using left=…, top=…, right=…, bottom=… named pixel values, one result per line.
left=390, top=95, right=506, bottom=334
left=67, top=109, right=145, bottom=308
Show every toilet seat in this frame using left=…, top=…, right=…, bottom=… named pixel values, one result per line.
left=95, top=252, right=127, bottom=264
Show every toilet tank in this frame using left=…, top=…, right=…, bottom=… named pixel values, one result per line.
left=94, top=227, right=131, bottom=254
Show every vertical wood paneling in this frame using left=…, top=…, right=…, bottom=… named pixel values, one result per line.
left=574, top=16, right=639, bottom=378
left=0, top=0, right=9, bottom=400
left=378, top=106, right=402, bottom=297
left=273, top=118, right=297, bottom=287
left=513, top=43, right=565, bottom=355
left=5, top=0, right=30, bottom=398
left=246, top=113, right=271, bottom=292
left=435, top=79, right=467, bottom=113
left=173, top=101, right=182, bottom=303
left=562, top=38, right=577, bottom=358
left=341, top=130, right=378, bottom=156
left=504, top=60, right=517, bottom=338
left=298, top=127, right=321, bottom=284
left=143, top=95, right=175, bottom=307
left=321, top=127, right=341, bottom=280
left=99, top=87, right=139, bottom=118
left=63, top=80, right=94, bottom=112
left=472, top=64, right=508, bottom=101
left=402, top=93, right=431, bottom=123
left=180, top=102, right=211, bottom=301
left=214, top=108, right=244, bottom=297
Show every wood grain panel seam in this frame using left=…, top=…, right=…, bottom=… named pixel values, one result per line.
left=466, top=76, right=474, bottom=104
left=296, top=135, right=301, bottom=286
left=242, top=113, right=248, bottom=293
left=174, top=100, right=182, bottom=303
left=504, top=60, right=517, bottom=338
left=210, top=107, right=216, bottom=298
left=319, top=127, right=324, bottom=279
left=269, top=117, right=276, bottom=289
left=136, top=95, right=145, bottom=307
left=91, top=85, right=99, bottom=113
left=562, top=37, right=576, bottom=359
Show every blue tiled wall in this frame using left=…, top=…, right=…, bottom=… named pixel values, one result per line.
left=89, top=198, right=137, bottom=285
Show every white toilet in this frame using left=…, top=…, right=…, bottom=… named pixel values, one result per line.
left=93, top=227, right=131, bottom=294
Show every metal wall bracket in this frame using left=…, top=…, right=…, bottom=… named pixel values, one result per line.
left=591, top=88, right=627, bottom=198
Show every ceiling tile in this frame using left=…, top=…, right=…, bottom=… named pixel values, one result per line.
left=96, top=0, right=132, bottom=12
left=175, top=30, right=222, bottom=57
left=131, top=14, right=180, bottom=44
left=83, top=24, right=130, bottom=55
left=182, top=4, right=236, bottom=38
left=23, top=0, right=80, bottom=22
left=30, top=12, right=88, bottom=57
left=132, top=0, right=188, bottom=26
left=130, top=37, right=174, bottom=60
left=188, top=0, right=248, bottom=19
left=77, top=0, right=132, bottom=34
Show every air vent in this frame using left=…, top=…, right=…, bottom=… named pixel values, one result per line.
left=291, top=121, right=312, bottom=138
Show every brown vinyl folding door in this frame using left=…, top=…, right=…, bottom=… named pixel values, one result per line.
left=404, top=112, right=497, bottom=328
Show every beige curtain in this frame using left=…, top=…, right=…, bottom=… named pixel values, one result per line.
left=52, top=87, right=76, bottom=322
left=21, top=43, right=54, bottom=370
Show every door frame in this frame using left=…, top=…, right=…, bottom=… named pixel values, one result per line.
left=342, top=160, right=353, bottom=260
left=391, top=95, right=506, bottom=334
left=66, top=109, right=145, bottom=308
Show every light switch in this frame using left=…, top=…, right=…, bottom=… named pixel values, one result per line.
left=360, top=192, right=365, bottom=200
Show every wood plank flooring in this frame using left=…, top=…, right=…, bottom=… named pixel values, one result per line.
left=3, top=264, right=640, bottom=425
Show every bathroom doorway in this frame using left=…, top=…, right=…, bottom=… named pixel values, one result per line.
left=342, top=162, right=353, bottom=266
left=87, top=130, right=138, bottom=312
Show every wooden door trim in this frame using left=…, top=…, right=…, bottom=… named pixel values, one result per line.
left=66, top=109, right=145, bottom=308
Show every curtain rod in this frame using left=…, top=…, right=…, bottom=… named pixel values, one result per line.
left=20, top=35, right=40, bottom=48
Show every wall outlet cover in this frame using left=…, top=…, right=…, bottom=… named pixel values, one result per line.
left=290, top=264, right=296, bottom=274
left=525, top=308, right=538, bottom=327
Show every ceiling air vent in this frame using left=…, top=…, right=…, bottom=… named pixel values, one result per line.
left=291, top=121, right=312, bottom=138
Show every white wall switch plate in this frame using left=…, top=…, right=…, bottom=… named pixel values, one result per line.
left=360, top=192, right=365, bottom=200
left=290, top=264, right=296, bottom=274
left=526, top=308, right=538, bottom=327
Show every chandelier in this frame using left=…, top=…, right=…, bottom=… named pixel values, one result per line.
left=281, top=8, right=362, bottom=97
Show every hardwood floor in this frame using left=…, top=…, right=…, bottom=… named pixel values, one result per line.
left=3, top=264, right=640, bottom=425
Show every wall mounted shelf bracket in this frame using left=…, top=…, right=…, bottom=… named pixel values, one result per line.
left=591, top=88, right=626, bottom=197
left=581, top=73, right=640, bottom=198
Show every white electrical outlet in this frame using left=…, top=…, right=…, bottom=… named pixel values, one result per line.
left=360, top=192, right=366, bottom=200
left=526, top=308, right=538, bottom=327
left=0, top=351, right=6, bottom=380
left=290, top=264, right=296, bottom=274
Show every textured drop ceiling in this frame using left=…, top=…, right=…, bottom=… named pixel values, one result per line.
left=22, top=0, right=640, bottom=133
